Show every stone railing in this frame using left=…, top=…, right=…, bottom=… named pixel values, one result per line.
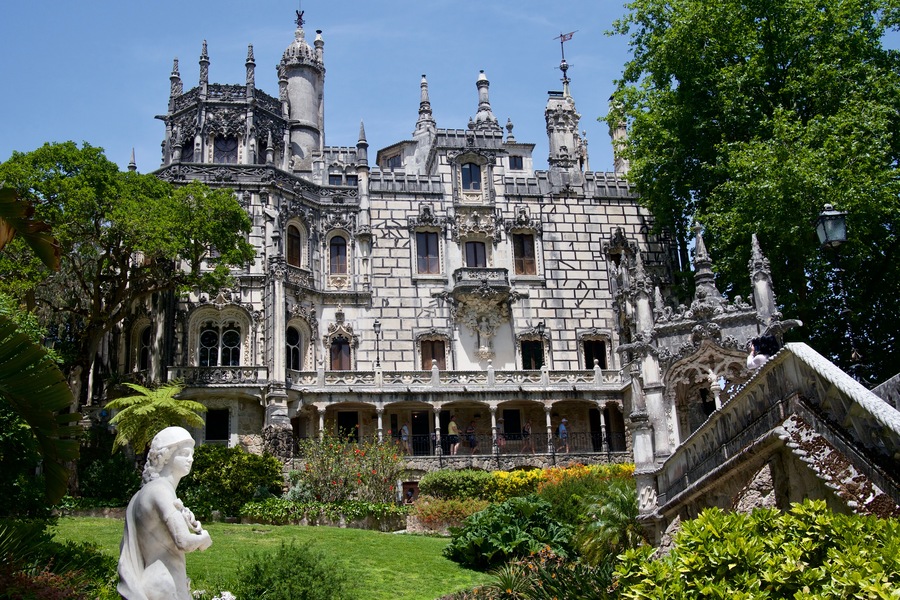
left=654, top=342, right=900, bottom=509
left=286, top=365, right=624, bottom=391
left=168, top=366, right=268, bottom=386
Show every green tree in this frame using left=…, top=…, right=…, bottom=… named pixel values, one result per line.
left=609, top=0, right=900, bottom=381
left=105, top=381, right=205, bottom=455
left=0, top=142, right=256, bottom=403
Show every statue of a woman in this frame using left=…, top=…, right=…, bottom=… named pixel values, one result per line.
left=118, top=427, right=212, bottom=600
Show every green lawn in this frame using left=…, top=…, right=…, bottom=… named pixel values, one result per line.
left=53, top=517, right=490, bottom=599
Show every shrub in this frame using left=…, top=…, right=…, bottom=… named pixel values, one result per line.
left=536, top=464, right=634, bottom=525
left=78, top=452, right=141, bottom=506
left=178, top=445, right=283, bottom=519
left=484, top=469, right=544, bottom=503
left=615, top=499, right=900, bottom=598
left=411, top=495, right=490, bottom=530
left=294, top=430, right=406, bottom=503
left=233, top=541, right=352, bottom=600
left=240, top=497, right=408, bottom=527
left=443, top=495, right=573, bottom=570
left=419, top=469, right=493, bottom=500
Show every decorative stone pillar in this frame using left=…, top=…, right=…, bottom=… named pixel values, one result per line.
left=544, top=405, right=554, bottom=454
left=489, top=406, right=499, bottom=456
left=376, top=406, right=384, bottom=443
left=598, top=401, right=610, bottom=452
left=433, top=407, right=443, bottom=456
left=317, top=406, right=325, bottom=441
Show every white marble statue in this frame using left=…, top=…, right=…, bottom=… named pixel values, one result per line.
left=118, top=427, right=212, bottom=600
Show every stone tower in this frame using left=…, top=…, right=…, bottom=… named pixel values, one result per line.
left=279, top=12, right=325, bottom=173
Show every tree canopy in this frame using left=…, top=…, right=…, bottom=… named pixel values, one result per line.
left=0, top=142, right=256, bottom=402
left=609, top=0, right=900, bottom=381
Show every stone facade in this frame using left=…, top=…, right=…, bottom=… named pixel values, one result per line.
left=112, top=14, right=785, bottom=479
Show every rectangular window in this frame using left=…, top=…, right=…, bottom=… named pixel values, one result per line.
left=328, top=174, right=343, bottom=186
left=206, top=409, right=229, bottom=443
left=584, top=340, right=608, bottom=369
left=465, top=241, right=487, bottom=268
left=509, top=156, right=524, bottom=170
left=521, top=340, right=544, bottom=370
left=385, top=154, right=402, bottom=169
left=330, top=338, right=351, bottom=370
left=345, top=175, right=358, bottom=186
left=416, top=232, right=440, bottom=274
left=421, top=340, right=446, bottom=370
left=513, top=233, right=536, bottom=275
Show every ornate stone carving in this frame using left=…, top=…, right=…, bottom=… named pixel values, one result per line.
left=205, top=107, right=246, bottom=138
left=504, top=205, right=542, bottom=234
left=451, top=207, right=502, bottom=242
left=408, top=203, right=447, bottom=232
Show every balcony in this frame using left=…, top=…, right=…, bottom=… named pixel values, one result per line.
left=167, top=366, right=269, bottom=386
left=451, top=267, right=511, bottom=304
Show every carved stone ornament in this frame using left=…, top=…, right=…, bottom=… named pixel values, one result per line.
left=205, top=107, right=246, bottom=138
left=289, top=304, right=319, bottom=337
left=504, top=205, right=542, bottom=234
left=451, top=207, right=502, bottom=243
left=408, top=203, right=447, bottom=232
left=320, top=211, right=357, bottom=237
left=456, top=297, right=510, bottom=340
left=324, top=321, right=358, bottom=348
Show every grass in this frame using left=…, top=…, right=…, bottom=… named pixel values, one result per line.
left=53, top=517, right=490, bottom=599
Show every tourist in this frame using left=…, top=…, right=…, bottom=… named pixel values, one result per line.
left=466, top=420, right=478, bottom=454
left=747, top=335, right=779, bottom=370
left=558, top=418, right=570, bottom=453
left=447, top=415, right=460, bottom=455
left=522, top=419, right=534, bottom=454
left=496, top=418, right=506, bottom=453
left=118, top=427, right=212, bottom=600
left=400, top=421, right=410, bottom=454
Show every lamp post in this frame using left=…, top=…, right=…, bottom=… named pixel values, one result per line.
left=373, top=318, right=382, bottom=369
left=815, top=204, right=865, bottom=380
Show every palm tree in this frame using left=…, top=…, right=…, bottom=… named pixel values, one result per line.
left=577, top=480, right=646, bottom=565
left=0, top=313, right=80, bottom=504
left=0, top=187, right=59, bottom=269
left=106, top=381, right=206, bottom=455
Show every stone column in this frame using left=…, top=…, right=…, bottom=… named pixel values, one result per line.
left=376, top=406, right=384, bottom=443
left=489, top=406, right=499, bottom=456
left=433, top=407, right=442, bottom=456
left=598, top=401, right=610, bottom=452
left=544, top=405, right=554, bottom=454
left=317, top=406, right=325, bottom=441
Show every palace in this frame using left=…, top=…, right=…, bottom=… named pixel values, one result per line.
left=113, top=12, right=776, bottom=462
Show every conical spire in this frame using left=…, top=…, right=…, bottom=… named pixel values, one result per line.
left=692, top=224, right=723, bottom=305
left=199, top=40, right=209, bottom=86
left=415, top=74, right=436, bottom=134
left=473, top=71, right=501, bottom=132
left=749, top=233, right=777, bottom=322
left=128, top=148, right=137, bottom=172
left=357, top=120, right=368, bottom=167
left=169, top=58, right=182, bottom=98
left=246, top=44, right=255, bottom=88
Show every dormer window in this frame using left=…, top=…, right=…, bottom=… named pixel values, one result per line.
left=384, top=154, right=402, bottom=170
left=461, top=163, right=481, bottom=190
left=509, top=156, right=524, bottom=170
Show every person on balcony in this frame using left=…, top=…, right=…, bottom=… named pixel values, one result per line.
left=496, top=418, right=506, bottom=453
left=400, top=421, right=410, bottom=455
left=522, top=419, right=534, bottom=454
left=466, top=420, right=479, bottom=455
left=558, top=418, right=570, bottom=453
left=447, top=415, right=460, bottom=455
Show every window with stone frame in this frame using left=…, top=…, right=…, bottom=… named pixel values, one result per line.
left=329, top=336, right=352, bottom=371
left=384, top=154, right=401, bottom=170
left=329, top=236, right=348, bottom=274
left=138, top=325, right=151, bottom=371
left=583, top=338, right=608, bottom=369
left=415, top=231, right=441, bottom=274
left=286, top=326, right=303, bottom=370
left=420, top=339, right=447, bottom=370
left=346, top=175, right=358, bottom=186
left=509, top=155, right=524, bottom=170
left=287, top=225, right=303, bottom=267
left=512, top=233, right=537, bottom=275
left=461, top=162, right=482, bottom=190
left=520, top=339, right=544, bottom=370
left=181, top=143, right=194, bottom=163
left=328, top=173, right=343, bottom=186
left=465, top=240, right=487, bottom=268
left=198, top=323, right=241, bottom=367
left=213, top=137, right=238, bottom=163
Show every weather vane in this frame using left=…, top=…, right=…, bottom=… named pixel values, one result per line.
left=295, top=0, right=304, bottom=28
left=554, top=31, right=577, bottom=60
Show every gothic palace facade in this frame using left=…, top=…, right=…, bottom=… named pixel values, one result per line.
left=115, top=15, right=787, bottom=463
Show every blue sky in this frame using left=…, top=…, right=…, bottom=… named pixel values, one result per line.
left=0, top=1, right=632, bottom=173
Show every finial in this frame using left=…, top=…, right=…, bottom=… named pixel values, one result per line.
left=416, top=74, right=436, bottom=133
left=246, top=44, right=255, bottom=87
left=473, top=70, right=501, bottom=132
left=295, top=9, right=305, bottom=28
left=199, top=40, right=209, bottom=87
left=506, top=118, right=516, bottom=143
left=171, top=58, right=180, bottom=76
left=169, top=57, right=183, bottom=98
left=246, top=44, right=255, bottom=63
left=200, top=39, right=208, bottom=60
left=555, top=31, right=576, bottom=96
left=358, top=120, right=367, bottom=143
left=128, top=148, right=137, bottom=172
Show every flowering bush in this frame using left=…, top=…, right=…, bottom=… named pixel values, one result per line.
left=293, top=430, right=405, bottom=503
left=411, top=495, right=490, bottom=530
left=485, top=469, right=544, bottom=503
left=537, top=464, right=635, bottom=525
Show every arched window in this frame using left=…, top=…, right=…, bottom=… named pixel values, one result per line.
left=199, top=324, right=241, bottom=367
left=330, top=236, right=347, bottom=274
left=330, top=336, right=351, bottom=370
left=214, top=137, right=238, bottom=163
left=138, top=326, right=151, bottom=371
left=286, top=326, right=302, bottom=370
left=287, top=225, right=302, bottom=267
left=461, top=163, right=481, bottom=190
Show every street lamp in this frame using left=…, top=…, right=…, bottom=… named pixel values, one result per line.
left=815, top=204, right=848, bottom=248
left=815, top=204, right=865, bottom=380
left=536, top=321, right=546, bottom=338
left=373, top=319, right=382, bottom=369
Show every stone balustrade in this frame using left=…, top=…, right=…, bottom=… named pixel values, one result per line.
left=167, top=366, right=269, bottom=385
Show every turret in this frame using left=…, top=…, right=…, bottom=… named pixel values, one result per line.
left=198, top=40, right=209, bottom=98
left=245, top=44, right=255, bottom=96
left=412, top=75, right=437, bottom=174
left=280, top=12, right=325, bottom=172
left=473, top=71, right=501, bottom=132
left=692, top=224, right=725, bottom=310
